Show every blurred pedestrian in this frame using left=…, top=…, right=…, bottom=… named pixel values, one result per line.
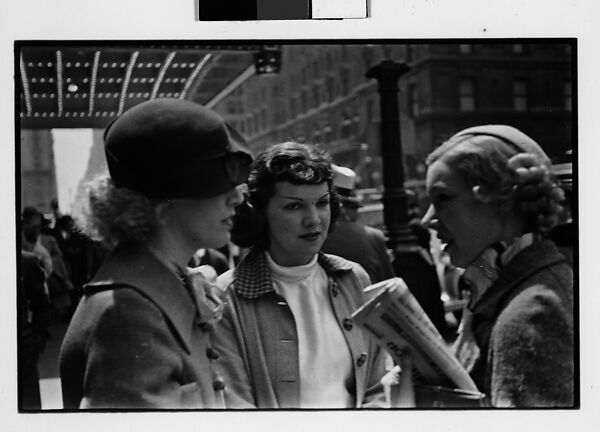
left=214, top=142, right=392, bottom=408
left=59, top=98, right=252, bottom=409
left=40, top=216, right=73, bottom=318
left=321, top=165, right=394, bottom=283
left=18, top=250, right=51, bottom=410
left=21, top=207, right=52, bottom=280
left=422, top=125, right=573, bottom=407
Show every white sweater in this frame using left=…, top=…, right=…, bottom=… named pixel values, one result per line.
left=266, top=251, right=354, bottom=408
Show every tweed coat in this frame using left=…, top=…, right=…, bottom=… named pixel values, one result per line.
left=213, top=249, right=388, bottom=408
left=59, top=242, right=226, bottom=409
left=469, top=240, right=574, bottom=407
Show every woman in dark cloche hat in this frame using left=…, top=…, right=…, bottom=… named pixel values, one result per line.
left=59, top=98, right=252, bottom=409
left=422, top=125, right=574, bottom=407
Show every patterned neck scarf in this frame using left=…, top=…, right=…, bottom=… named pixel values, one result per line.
left=453, top=233, right=538, bottom=372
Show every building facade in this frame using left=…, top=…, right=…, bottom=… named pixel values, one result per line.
left=20, top=129, right=58, bottom=213
left=211, top=43, right=573, bottom=190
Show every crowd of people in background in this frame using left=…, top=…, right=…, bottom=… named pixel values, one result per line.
left=19, top=206, right=108, bottom=409
left=18, top=98, right=575, bottom=410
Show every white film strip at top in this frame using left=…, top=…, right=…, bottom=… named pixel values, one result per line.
left=312, top=0, right=368, bottom=19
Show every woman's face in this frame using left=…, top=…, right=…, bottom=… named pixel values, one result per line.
left=423, top=159, right=502, bottom=268
left=165, top=186, right=243, bottom=251
left=266, top=181, right=331, bottom=266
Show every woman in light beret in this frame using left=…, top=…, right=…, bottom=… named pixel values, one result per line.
left=422, top=125, right=574, bottom=407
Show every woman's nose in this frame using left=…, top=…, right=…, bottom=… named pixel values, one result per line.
left=228, top=185, right=244, bottom=207
left=303, top=206, right=321, bottom=227
left=421, top=204, right=437, bottom=227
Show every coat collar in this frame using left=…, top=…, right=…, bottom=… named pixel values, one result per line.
left=84, top=242, right=197, bottom=354
left=233, top=248, right=353, bottom=299
left=471, top=239, right=567, bottom=348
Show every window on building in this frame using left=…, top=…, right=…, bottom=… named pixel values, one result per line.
left=408, top=83, right=419, bottom=117
left=261, top=109, right=267, bottom=130
left=326, top=52, right=333, bottom=70
left=290, top=97, right=296, bottom=118
left=313, top=129, right=322, bottom=142
left=406, top=45, right=413, bottom=62
left=459, top=78, right=475, bottom=112
left=564, top=80, right=572, bottom=111
left=312, top=84, right=320, bottom=107
left=323, top=125, right=333, bottom=142
left=458, top=44, right=472, bottom=54
left=512, top=79, right=528, bottom=111
left=341, top=113, right=352, bottom=138
left=341, top=67, right=350, bottom=95
left=326, top=76, right=335, bottom=101
left=301, top=91, right=308, bottom=113
left=512, top=44, right=525, bottom=54
left=363, top=46, right=374, bottom=69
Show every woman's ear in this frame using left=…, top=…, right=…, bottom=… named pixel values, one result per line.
left=472, top=185, right=496, bottom=203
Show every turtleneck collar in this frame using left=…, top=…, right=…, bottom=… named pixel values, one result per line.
left=265, top=251, right=319, bottom=283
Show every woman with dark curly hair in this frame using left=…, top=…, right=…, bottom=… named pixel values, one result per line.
left=213, top=142, right=391, bottom=408
left=59, top=98, right=252, bottom=409
left=422, top=125, right=573, bottom=407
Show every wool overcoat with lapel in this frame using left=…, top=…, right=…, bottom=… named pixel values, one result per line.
left=470, top=240, right=574, bottom=407
left=59, top=242, right=226, bottom=409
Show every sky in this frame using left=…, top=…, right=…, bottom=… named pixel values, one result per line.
left=51, top=129, right=93, bottom=214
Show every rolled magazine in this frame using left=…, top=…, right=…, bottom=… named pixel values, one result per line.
left=352, top=277, right=479, bottom=392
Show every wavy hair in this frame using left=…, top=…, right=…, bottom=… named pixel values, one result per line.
left=426, top=132, right=567, bottom=232
left=231, top=142, right=340, bottom=249
left=82, top=175, right=163, bottom=247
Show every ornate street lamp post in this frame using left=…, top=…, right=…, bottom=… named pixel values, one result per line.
left=366, top=58, right=447, bottom=334
left=366, top=59, right=414, bottom=251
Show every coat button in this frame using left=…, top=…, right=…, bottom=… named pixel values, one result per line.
left=342, top=318, right=353, bottom=331
left=331, top=281, right=339, bottom=297
left=356, top=353, right=367, bottom=367
left=213, top=377, right=226, bottom=391
left=206, top=347, right=220, bottom=360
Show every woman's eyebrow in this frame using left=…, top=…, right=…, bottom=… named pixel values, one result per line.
left=280, top=192, right=331, bottom=201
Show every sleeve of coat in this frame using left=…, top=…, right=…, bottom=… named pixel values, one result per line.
left=489, top=284, right=574, bottom=407
left=352, top=264, right=389, bottom=408
left=79, top=289, right=188, bottom=408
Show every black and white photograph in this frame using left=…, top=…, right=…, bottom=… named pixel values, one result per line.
left=15, top=40, right=577, bottom=412
left=2, top=1, right=598, bottom=432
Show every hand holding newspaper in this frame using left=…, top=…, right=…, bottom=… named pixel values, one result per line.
left=352, top=277, right=479, bottom=393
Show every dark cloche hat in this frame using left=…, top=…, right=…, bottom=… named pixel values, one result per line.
left=104, top=98, right=253, bottom=199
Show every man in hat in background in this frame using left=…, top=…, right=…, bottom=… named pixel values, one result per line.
left=322, top=165, right=394, bottom=284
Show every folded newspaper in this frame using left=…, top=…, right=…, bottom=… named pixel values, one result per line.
left=352, top=277, right=479, bottom=392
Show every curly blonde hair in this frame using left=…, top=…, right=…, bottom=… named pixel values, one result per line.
left=82, top=175, right=162, bottom=247
left=427, top=131, right=567, bottom=233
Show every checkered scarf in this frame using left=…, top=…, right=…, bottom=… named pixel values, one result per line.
left=232, top=248, right=353, bottom=299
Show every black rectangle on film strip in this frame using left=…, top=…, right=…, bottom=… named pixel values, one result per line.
left=198, top=0, right=367, bottom=21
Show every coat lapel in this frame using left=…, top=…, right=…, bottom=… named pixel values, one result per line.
left=85, top=243, right=197, bottom=354
left=472, top=240, right=567, bottom=354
